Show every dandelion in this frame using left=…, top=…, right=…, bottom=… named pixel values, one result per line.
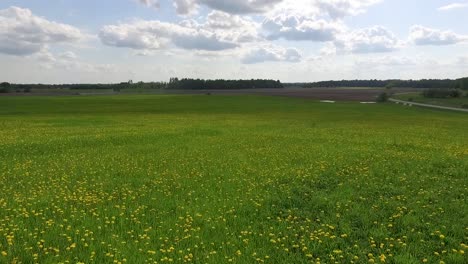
left=379, top=254, right=386, bottom=262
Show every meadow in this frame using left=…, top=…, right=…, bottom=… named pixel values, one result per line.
left=394, top=92, right=468, bottom=109
left=0, top=95, right=467, bottom=264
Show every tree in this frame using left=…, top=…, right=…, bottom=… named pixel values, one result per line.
left=0, top=82, right=11, bottom=93
left=385, top=80, right=399, bottom=89
left=376, top=92, right=389, bottom=102
left=459, top=77, right=468, bottom=90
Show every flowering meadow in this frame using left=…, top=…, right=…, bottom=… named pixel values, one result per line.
left=0, top=95, right=467, bottom=263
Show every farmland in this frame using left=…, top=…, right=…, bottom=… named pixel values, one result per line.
left=0, top=95, right=467, bottom=264
left=0, top=87, right=423, bottom=102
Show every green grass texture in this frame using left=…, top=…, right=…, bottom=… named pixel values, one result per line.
left=0, top=95, right=467, bottom=263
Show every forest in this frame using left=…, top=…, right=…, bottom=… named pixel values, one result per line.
left=166, top=78, right=283, bottom=89
left=0, top=79, right=283, bottom=92
left=288, top=78, right=468, bottom=89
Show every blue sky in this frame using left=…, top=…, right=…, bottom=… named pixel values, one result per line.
left=1, top=0, right=467, bottom=83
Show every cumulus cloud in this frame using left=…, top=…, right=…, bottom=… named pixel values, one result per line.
left=334, top=26, right=401, bottom=54
left=205, top=11, right=260, bottom=42
left=0, top=6, right=85, bottom=56
left=173, top=0, right=283, bottom=15
left=438, top=2, right=468, bottom=11
left=137, top=0, right=160, bottom=9
left=409, top=25, right=468, bottom=45
left=241, top=44, right=301, bottom=64
left=267, top=0, right=382, bottom=20
left=313, top=0, right=382, bottom=19
left=99, top=12, right=260, bottom=52
left=173, top=0, right=198, bottom=15
left=134, top=0, right=382, bottom=17
left=171, top=33, right=238, bottom=51
left=206, top=11, right=252, bottom=29
left=200, top=0, right=283, bottom=14
left=99, top=23, right=164, bottom=50
left=262, top=14, right=342, bottom=41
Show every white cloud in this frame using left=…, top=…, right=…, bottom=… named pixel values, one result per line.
left=267, top=0, right=382, bottom=20
left=171, top=32, right=239, bottom=51
left=314, top=0, right=382, bottom=19
left=200, top=0, right=283, bottom=14
left=137, top=0, right=160, bottom=9
left=33, top=50, right=116, bottom=73
left=58, top=51, right=78, bottom=60
left=206, top=11, right=253, bottom=29
left=438, top=2, right=468, bottom=11
left=262, top=14, right=343, bottom=41
left=0, top=6, right=86, bottom=56
left=409, top=25, right=468, bottom=45
left=173, top=0, right=283, bottom=15
left=333, top=26, right=401, bottom=54
left=241, top=44, right=301, bottom=64
left=99, top=23, right=164, bottom=50
left=205, top=11, right=260, bottom=42
left=99, top=20, right=239, bottom=51
left=173, top=0, right=198, bottom=15
left=169, top=0, right=381, bottom=16
left=99, top=12, right=261, bottom=52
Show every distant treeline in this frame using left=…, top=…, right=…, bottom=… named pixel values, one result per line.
left=2, top=77, right=468, bottom=93
left=1, top=78, right=283, bottom=92
left=287, top=78, right=468, bottom=90
left=67, top=82, right=168, bottom=90
left=0, top=82, right=167, bottom=92
left=167, top=78, right=283, bottom=90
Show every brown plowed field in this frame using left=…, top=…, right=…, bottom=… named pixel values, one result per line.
left=164, top=88, right=422, bottom=101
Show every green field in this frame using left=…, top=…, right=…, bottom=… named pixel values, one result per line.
left=394, top=92, right=468, bottom=109
left=0, top=95, right=467, bottom=264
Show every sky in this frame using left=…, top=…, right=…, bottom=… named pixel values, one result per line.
left=0, top=0, right=468, bottom=84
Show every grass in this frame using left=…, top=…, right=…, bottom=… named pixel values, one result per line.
left=394, top=92, right=468, bottom=109
left=0, top=95, right=467, bottom=264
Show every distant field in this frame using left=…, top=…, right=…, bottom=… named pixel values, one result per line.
left=1, top=87, right=423, bottom=101
left=0, top=95, right=467, bottom=263
left=395, top=92, right=468, bottom=109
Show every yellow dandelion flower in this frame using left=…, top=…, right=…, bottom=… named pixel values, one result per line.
left=379, top=254, right=386, bottom=262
